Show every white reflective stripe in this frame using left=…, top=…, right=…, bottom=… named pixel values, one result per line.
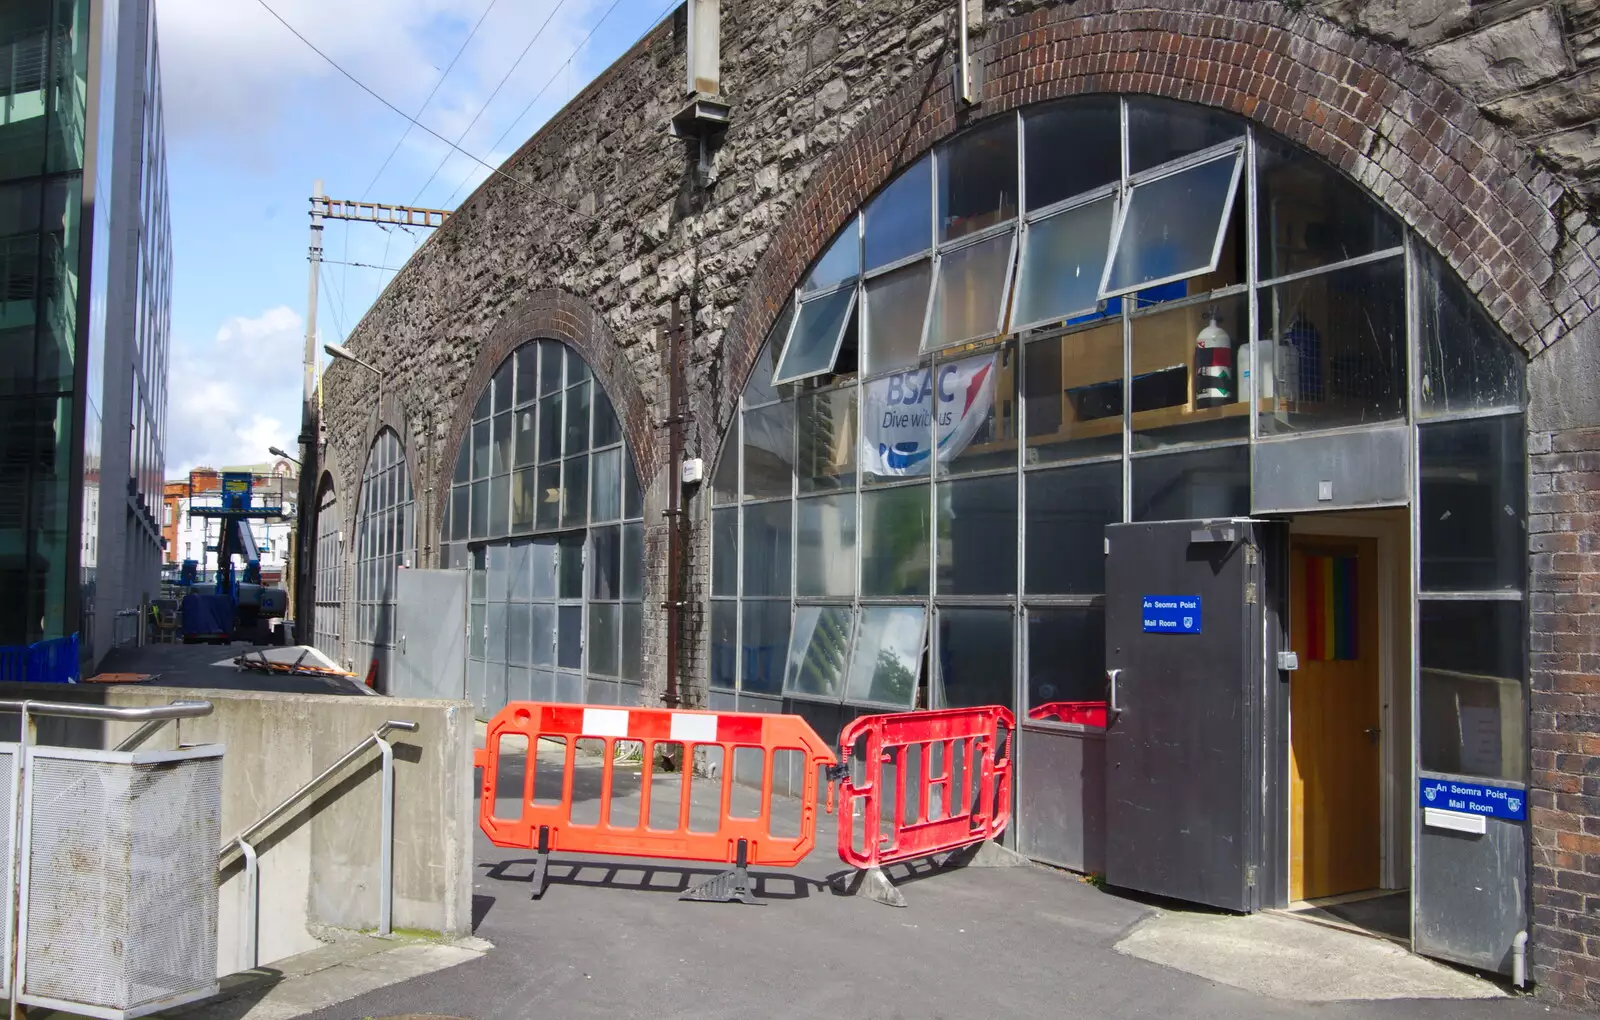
left=582, top=708, right=630, bottom=738
left=669, top=713, right=718, bottom=743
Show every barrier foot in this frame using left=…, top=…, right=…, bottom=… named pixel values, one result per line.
left=945, top=839, right=1031, bottom=870
left=530, top=825, right=550, bottom=899
left=852, top=866, right=908, bottom=908
left=681, top=838, right=760, bottom=905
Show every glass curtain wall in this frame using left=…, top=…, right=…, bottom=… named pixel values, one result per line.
left=353, top=428, right=413, bottom=665
left=443, top=339, right=645, bottom=717
left=312, top=482, right=342, bottom=663
left=711, top=95, right=1527, bottom=744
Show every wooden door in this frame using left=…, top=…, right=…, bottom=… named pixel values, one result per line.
left=1289, top=536, right=1382, bottom=901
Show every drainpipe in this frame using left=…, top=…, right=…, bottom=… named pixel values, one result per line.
left=1512, top=930, right=1528, bottom=989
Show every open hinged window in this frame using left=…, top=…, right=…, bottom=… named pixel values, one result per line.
left=1099, top=140, right=1245, bottom=300
left=782, top=604, right=855, bottom=701
left=925, top=228, right=1018, bottom=353
left=774, top=226, right=861, bottom=385
left=1012, top=187, right=1119, bottom=331
left=781, top=603, right=926, bottom=709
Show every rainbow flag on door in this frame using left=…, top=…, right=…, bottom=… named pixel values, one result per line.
left=1305, top=554, right=1357, bottom=661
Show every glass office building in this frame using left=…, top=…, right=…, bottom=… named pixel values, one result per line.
left=0, top=0, right=169, bottom=670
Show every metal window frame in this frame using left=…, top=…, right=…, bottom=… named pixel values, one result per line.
left=780, top=602, right=857, bottom=703
left=843, top=603, right=928, bottom=710
left=772, top=284, right=860, bottom=385
left=1012, top=186, right=1121, bottom=334
left=922, top=224, right=1020, bottom=354
left=1097, top=139, right=1247, bottom=301
left=861, top=254, right=936, bottom=376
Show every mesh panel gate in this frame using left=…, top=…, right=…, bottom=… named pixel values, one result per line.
left=17, top=745, right=223, bottom=1020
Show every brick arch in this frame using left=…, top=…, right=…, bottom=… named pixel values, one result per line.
left=432, top=288, right=662, bottom=548
left=707, top=0, right=1577, bottom=456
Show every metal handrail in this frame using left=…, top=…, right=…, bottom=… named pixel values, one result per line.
left=218, top=718, right=419, bottom=967
left=0, top=699, right=213, bottom=724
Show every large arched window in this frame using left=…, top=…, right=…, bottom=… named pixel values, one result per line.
left=709, top=95, right=1528, bottom=768
left=312, top=480, right=343, bottom=662
left=443, top=339, right=645, bottom=717
left=354, top=428, right=413, bottom=653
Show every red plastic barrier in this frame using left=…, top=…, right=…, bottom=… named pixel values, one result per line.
left=1027, top=700, right=1107, bottom=727
left=475, top=702, right=837, bottom=883
left=835, top=706, right=1014, bottom=871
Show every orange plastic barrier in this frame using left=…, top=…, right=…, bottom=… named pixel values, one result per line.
left=835, top=706, right=1014, bottom=876
left=474, top=702, right=837, bottom=902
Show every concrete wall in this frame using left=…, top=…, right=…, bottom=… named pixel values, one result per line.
left=0, top=684, right=473, bottom=976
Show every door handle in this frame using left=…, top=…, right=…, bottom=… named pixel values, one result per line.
left=1107, top=669, right=1122, bottom=715
left=1363, top=726, right=1380, bottom=744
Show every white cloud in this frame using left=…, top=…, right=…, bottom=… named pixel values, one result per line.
left=167, top=306, right=305, bottom=476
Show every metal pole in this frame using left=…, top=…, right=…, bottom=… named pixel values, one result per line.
left=304, top=180, right=323, bottom=408
left=663, top=305, right=684, bottom=709
left=376, top=734, right=395, bottom=936
left=7, top=706, right=29, bottom=1019
left=239, top=840, right=259, bottom=969
left=957, top=0, right=973, bottom=105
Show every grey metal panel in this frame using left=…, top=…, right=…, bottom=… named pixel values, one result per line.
left=1018, top=726, right=1105, bottom=874
left=485, top=662, right=508, bottom=716
left=585, top=678, right=619, bottom=705
left=708, top=690, right=737, bottom=713
left=555, top=672, right=584, bottom=704
left=506, top=666, right=531, bottom=705
left=530, top=668, right=555, bottom=703
left=1104, top=520, right=1265, bottom=912
left=466, top=659, right=486, bottom=719
left=1253, top=426, right=1410, bottom=513
left=1415, top=812, right=1527, bottom=975
left=391, top=569, right=468, bottom=701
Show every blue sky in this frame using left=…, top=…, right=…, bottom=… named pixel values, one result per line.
left=157, top=0, right=676, bottom=473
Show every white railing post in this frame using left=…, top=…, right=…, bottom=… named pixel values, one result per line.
left=376, top=734, right=395, bottom=937
left=238, top=840, right=259, bottom=969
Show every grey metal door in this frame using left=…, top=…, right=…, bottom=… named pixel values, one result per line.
left=392, top=568, right=468, bottom=700
left=1103, top=520, right=1271, bottom=912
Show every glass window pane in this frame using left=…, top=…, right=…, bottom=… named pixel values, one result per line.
left=1023, top=320, right=1125, bottom=462
left=531, top=538, right=558, bottom=598
left=1014, top=196, right=1117, bottom=328
left=514, top=407, right=537, bottom=468
left=742, top=401, right=795, bottom=500
left=1027, top=606, right=1107, bottom=724
left=624, top=451, right=642, bottom=519
left=1130, top=292, right=1249, bottom=449
left=796, top=494, right=856, bottom=597
left=784, top=605, right=854, bottom=701
left=712, top=417, right=739, bottom=505
left=589, top=603, right=619, bottom=677
left=937, top=474, right=1017, bottom=595
left=1024, top=97, right=1121, bottom=211
left=539, top=391, right=563, bottom=461
left=558, top=605, right=582, bottom=669
left=535, top=463, right=560, bottom=530
left=713, top=506, right=737, bottom=597
left=863, top=350, right=1003, bottom=482
left=516, top=345, right=539, bottom=406
left=1026, top=460, right=1121, bottom=594
left=531, top=604, right=556, bottom=666
left=473, top=383, right=491, bottom=422
left=741, top=600, right=790, bottom=695
left=1257, top=134, right=1402, bottom=280
left=1127, top=96, right=1243, bottom=174
left=927, top=230, right=1015, bottom=351
left=937, top=607, right=1013, bottom=710
left=489, top=474, right=509, bottom=537
left=469, top=478, right=489, bottom=538
left=1131, top=445, right=1249, bottom=521
left=485, top=602, right=507, bottom=663
left=864, top=156, right=932, bottom=271
left=1103, top=152, right=1242, bottom=297
left=775, top=288, right=856, bottom=383
left=506, top=603, right=532, bottom=666
left=941, top=345, right=1016, bottom=476
left=591, top=447, right=621, bottom=522
left=453, top=430, right=471, bottom=483
left=861, top=485, right=930, bottom=596
left=863, top=258, right=931, bottom=375
left=798, top=387, right=857, bottom=492
left=1417, top=247, right=1526, bottom=415
left=471, top=420, right=490, bottom=479
left=485, top=543, right=510, bottom=603
left=1257, top=256, right=1407, bottom=434
left=491, top=412, right=512, bottom=474
left=939, top=116, right=1017, bottom=242
left=802, top=223, right=860, bottom=294
left=469, top=603, right=486, bottom=659
left=1420, top=415, right=1526, bottom=592
left=742, top=304, right=794, bottom=407
left=711, top=600, right=737, bottom=690
left=565, top=380, right=591, bottom=454
left=1419, top=600, right=1525, bottom=781
left=470, top=546, right=486, bottom=599
left=508, top=541, right=532, bottom=601
left=590, top=525, right=620, bottom=600
left=511, top=467, right=536, bottom=532
left=540, top=341, right=564, bottom=395
left=592, top=387, right=621, bottom=447
left=846, top=606, right=925, bottom=708
left=558, top=534, right=584, bottom=598
left=622, top=522, right=643, bottom=601
left=562, top=456, right=589, bottom=528
left=621, top=603, right=643, bottom=682
left=742, top=499, right=791, bottom=597
left=492, top=361, right=512, bottom=414
left=567, top=351, right=590, bottom=386
left=450, top=485, right=468, bottom=541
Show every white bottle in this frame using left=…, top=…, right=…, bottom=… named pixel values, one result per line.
left=1237, top=340, right=1274, bottom=401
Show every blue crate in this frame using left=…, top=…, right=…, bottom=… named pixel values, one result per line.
left=0, top=634, right=80, bottom=684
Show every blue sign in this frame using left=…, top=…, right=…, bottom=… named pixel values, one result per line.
left=1142, top=595, right=1202, bottom=634
left=1418, top=778, right=1525, bottom=821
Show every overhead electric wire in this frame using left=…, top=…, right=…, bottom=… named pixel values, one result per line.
left=251, top=0, right=595, bottom=221
left=321, top=257, right=408, bottom=273
left=408, top=0, right=579, bottom=205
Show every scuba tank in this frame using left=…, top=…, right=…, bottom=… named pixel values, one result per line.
left=1194, top=308, right=1233, bottom=409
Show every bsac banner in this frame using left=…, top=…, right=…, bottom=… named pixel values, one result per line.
left=861, top=353, right=997, bottom=477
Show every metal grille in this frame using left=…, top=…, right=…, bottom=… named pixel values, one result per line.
left=22, top=750, right=221, bottom=1014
